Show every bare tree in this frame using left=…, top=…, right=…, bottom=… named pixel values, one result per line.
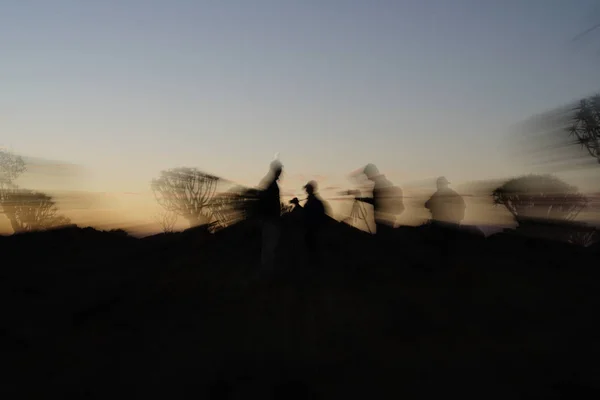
left=568, top=95, right=600, bottom=164
left=492, top=175, right=588, bottom=223
left=516, top=93, right=600, bottom=172
left=1, top=188, right=71, bottom=233
left=154, top=209, right=178, bottom=233
left=151, top=167, right=220, bottom=227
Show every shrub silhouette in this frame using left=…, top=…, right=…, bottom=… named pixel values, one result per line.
left=492, top=174, right=588, bottom=224
left=154, top=209, right=178, bottom=233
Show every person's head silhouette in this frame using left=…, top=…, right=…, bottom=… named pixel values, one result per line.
left=270, top=160, right=283, bottom=180
left=363, top=164, right=380, bottom=181
left=290, top=197, right=300, bottom=206
left=304, top=181, right=317, bottom=195
left=437, top=176, right=450, bottom=190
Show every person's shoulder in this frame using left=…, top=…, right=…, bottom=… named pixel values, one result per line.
left=266, top=179, right=279, bottom=190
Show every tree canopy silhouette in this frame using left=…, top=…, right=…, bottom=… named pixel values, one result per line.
left=0, top=149, right=26, bottom=187
left=569, top=94, right=600, bottom=164
left=492, top=174, right=588, bottom=224
left=151, top=167, right=220, bottom=228
left=1, top=188, right=71, bottom=233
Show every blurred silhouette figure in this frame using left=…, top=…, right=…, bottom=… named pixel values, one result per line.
left=425, top=177, right=466, bottom=228
left=424, top=177, right=466, bottom=261
left=303, top=181, right=327, bottom=260
left=354, top=164, right=404, bottom=235
left=289, top=197, right=303, bottom=215
left=257, top=160, right=283, bottom=271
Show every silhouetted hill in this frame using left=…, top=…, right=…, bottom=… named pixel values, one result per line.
left=2, top=219, right=600, bottom=398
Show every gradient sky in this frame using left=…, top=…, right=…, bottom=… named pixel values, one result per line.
left=2, top=0, right=600, bottom=202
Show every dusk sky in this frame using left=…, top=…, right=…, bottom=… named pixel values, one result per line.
left=2, top=1, right=599, bottom=233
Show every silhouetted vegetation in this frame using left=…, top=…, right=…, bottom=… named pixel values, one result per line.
left=1, top=149, right=70, bottom=233
left=5, top=5, right=600, bottom=397
left=492, top=174, right=588, bottom=223
left=569, top=94, right=600, bottom=163
left=154, top=209, right=178, bottom=233
left=151, top=167, right=220, bottom=228
left=517, top=93, right=600, bottom=171
left=0, top=149, right=27, bottom=229
left=1, top=189, right=71, bottom=233
left=2, top=155, right=599, bottom=398
left=492, top=174, right=596, bottom=244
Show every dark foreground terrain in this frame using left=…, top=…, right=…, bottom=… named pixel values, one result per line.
left=1, top=217, right=600, bottom=399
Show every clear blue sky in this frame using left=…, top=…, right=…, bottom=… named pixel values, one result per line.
left=1, top=0, right=599, bottom=195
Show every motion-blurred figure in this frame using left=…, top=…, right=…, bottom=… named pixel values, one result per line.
left=354, top=164, right=404, bottom=235
left=289, top=197, right=303, bottom=214
left=303, top=181, right=328, bottom=260
left=425, top=177, right=466, bottom=228
left=257, top=160, right=283, bottom=270
left=425, top=176, right=466, bottom=261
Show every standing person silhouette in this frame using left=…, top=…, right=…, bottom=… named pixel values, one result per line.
left=257, top=159, right=283, bottom=271
left=354, top=164, right=404, bottom=236
left=303, top=181, right=328, bottom=261
left=289, top=197, right=303, bottom=214
left=424, top=177, right=466, bottom=228
left=424, top=176, right=466, bottom=261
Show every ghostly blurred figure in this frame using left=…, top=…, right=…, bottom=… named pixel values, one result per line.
left=355, top=164, right=404, bottom=235
left=257, top=160, right=283, bottom=271
left=425, top=177, right=466, bottom=261
left=289, top=197, right=303, bottom=214
left=425, top=177, right=466, bottom=228
left=303, top=181, right=328, bottom=261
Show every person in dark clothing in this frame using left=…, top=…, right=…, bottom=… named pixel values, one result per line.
left=354, top=164, right=404, bottom=236
left=424, top=176, right=466, bottom=260
left=289, top=197, right=303, bottom=213
left=257, top=160, right=283, bottom=270
left=286, top=197, right=304, bottom=227
left=303, top=181, right=327, bottom=260
left=425, top=176, right=466, bottom=228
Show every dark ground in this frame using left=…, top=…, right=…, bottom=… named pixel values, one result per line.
left=1, top=217, right=600, bottom=399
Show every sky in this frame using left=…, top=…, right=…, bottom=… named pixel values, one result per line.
left=1, top=0, right=600, bottom=233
